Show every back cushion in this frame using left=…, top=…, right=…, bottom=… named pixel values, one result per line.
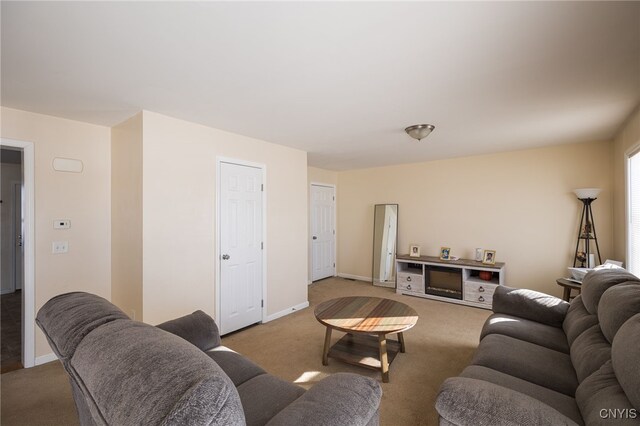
left=575, top=361, right=637, bottom=425
left=598, top=283, right=640, bottom=343
left=35, top=292, right=129, bottom=362
left=581, top=270, right=640, bottom=314
left=71, top=320, right=245, bottom=426
left=612, top=314, right=640, bottom=410
left=570, top=324, right=611, bottom=383
left=563, top=296, right=598, bottom=347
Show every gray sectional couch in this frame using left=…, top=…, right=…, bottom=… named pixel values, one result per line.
left=436, top=269, right=640, bottom=425
left=36, top=292, right=382, bottom=426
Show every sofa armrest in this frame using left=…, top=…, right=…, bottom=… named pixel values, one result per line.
left=265, top=373, right=382, bottom=426
left=156, top=310, right=221, bottom=351
left=436, top=377, right=579, bottom=426
left=492, top=286, right=570, bottom=327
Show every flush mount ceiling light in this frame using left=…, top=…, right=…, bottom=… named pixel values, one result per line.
left=405, top=124, right=435, bottom=141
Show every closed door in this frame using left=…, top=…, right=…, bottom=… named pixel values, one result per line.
left=219, top=162, right=263, bottom=335
left=311, top=184, right=335, bottom=281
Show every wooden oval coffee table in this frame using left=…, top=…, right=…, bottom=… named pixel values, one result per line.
left=314, top=296, right=418, bottom=382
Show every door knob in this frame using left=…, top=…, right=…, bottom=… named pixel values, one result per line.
left=312, top=236, right=317, bottom=240
left=222, top=254, right=230, bottom=260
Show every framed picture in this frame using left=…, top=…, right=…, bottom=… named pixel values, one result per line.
left=440, top=247, right=451, bottom=260
left=482, top=250, right=496, bottom=265
left=409, top=245, right=421, bottom=257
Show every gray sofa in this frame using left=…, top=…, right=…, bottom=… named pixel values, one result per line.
left=436, top=269, right=640, bottom=425
left=36, top=292, right=382, bottom=426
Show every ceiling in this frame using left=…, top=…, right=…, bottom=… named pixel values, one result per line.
left=2, top=2, right=639, bottom=170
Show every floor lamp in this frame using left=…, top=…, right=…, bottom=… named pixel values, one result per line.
left=573, top=188, right=602, bottom=268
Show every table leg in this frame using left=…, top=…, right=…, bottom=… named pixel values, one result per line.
left=379, top=334, right=389, bottom=383
left=322, top=327, right=332, bottom=366
left=398, top=332, right=406, bottom=353
left=562, top=287, right=571, bottom=302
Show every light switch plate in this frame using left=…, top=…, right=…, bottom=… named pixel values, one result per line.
left=52, top=241, right=68, bottom=254
left=54, top=219, right=71, bottom=229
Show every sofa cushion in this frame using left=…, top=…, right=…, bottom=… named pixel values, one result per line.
left=471, top=334, right=578, bottom=396
left=581, top=270, right=640, bottom=315
left=162, top=376, right=246, bottom=426
left=71, top=320, right=244, bottom=425
left=266, top=373, right=382, bottom=426
left=598, top=283, right=640, bottom=343
left=563, top=296, right=599, bottom=347
left=35, top=292, right=129, bottom=363
left=481, top=314, right=569, bottom=353
left=492, top=286, right=569, bottom=327
left=237, top=374, right=305, bottom=426
left=436, top=377, right=581, bottom=426
left=207, top=346, right=267, bottom=386
left=575, top=360, right=636, bottom=425
left=156, top=310, right=221, bottom=351
left=460, top=365, right=583, bottom=424
left=570, top=324, right=611, bottom=383
left=611, top=314, right=640, bottom=410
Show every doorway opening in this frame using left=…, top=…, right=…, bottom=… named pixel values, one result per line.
left=1, top=148, right=24, bottom=373
left=1, top=139, right=35, bottom=371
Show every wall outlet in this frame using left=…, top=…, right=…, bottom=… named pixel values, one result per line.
left=52, top=241, right=68, bottom=254
left=53, top=219, right=71, bottom=229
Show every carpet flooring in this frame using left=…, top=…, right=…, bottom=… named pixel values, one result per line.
left=1, top=290, right=23, bottom=374
left=0, top=277, right=490, bottom=425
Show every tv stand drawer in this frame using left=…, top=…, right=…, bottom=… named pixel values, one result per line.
left=397, top=272, right=424, bottom=293
left=464, top=282, right=497, bottom=305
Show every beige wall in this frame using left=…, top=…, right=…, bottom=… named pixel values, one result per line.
left=308, top=166, right=338, bottom=187
left=307, top=166, right=338, bottom=283
left=1, top=107, right=111, bottom=358
left=337, top=141, right=613, bottom=297
left=141, top=111, right=308, bottom=324
left=612, top=106, right=640, bottom=262
left=111, top=113, right=143, bottom=319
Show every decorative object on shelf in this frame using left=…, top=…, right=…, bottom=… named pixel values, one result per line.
left=404, top=124, right=435, bottom=141
left=475, top=248, right=483, bottom=262
left=482, top=250, right=496, bottom=265
left=479, top=271, right=493, bottom=281
left=572, top=188, right=602, bottom=267
left=440, top=247, right=451, bottom=260
left=409, top=244, right=421, bottom=258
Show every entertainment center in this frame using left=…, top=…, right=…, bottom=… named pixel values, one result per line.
left=395, top=255, right=505, bottom=309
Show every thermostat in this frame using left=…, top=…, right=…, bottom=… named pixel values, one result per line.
left=54, top=219, right=71, bottom=229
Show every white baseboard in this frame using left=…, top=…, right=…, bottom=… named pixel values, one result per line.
left=337, top=273, right=371, bottom=282
left=35, top=352, right=58, bottom=366
left=265, top=301, right=310, bottom=322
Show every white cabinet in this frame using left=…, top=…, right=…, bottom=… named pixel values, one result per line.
left=395, top=255, right=505, bottom=310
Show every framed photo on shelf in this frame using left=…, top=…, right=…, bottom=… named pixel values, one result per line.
left=482, top=250, right=496, bottom=265
left=409, top=245, right=421, bottom=257
left=440, top=247, right=451, bottom=260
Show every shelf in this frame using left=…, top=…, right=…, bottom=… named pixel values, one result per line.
left=465, top=276, right=499, bottom=286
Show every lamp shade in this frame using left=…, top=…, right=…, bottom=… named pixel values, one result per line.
left=405, top=124, right=435, bottom=141
left=574, top=188, right=601, bottom=199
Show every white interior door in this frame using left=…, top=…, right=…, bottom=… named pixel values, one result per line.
left=311, top=184, right=335, bottom=281
left=219, top=162, right=263, bottom=335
